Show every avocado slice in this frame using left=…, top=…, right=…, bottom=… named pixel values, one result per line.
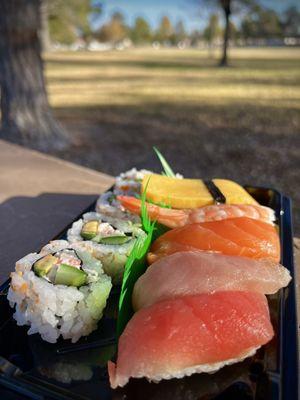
left=81, top=220, right=99, bottom=240
left=54, top=263, right=87, bottom=287
left=99, top=235, right=131, bottom=245
left=34, top=255, right=58, bottom=277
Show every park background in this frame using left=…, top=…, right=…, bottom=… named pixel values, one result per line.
left=0, top=0, right=299, bottom=231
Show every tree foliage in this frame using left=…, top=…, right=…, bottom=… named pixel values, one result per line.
left=280, top=6, right=300, bottom=37
left=203, top=14, right=222, bottom=45
left=130, top=17, right=152, bottom=44
left=48, top=0, right=101, bottom=44
left=155, top=16, right=174, bottom=42
left=97, top=12, right=128, bottom=44
left=241, top=4, right=282, bottom=39
left=196, top=0, right=290, bottom=66
left=174, top=20, right=187, bottom=42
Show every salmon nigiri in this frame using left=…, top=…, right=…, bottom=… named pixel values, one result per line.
left=117, top=196, right=275, bottom=228
left=133, top=251, right=291, bottom=311
left=109, top=291, right=274, bottom=388
left=148, top=217, right=280, bottom=264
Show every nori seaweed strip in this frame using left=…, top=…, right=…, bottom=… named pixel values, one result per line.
left=204, top=180, right=226, bottom=204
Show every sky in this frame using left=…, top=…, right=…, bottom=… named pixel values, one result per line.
left=94, top=0, right=299, bottom=32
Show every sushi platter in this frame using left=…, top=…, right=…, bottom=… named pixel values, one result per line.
left=0, top=152, right=298, bottom=400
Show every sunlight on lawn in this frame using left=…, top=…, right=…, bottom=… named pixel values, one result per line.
left=44, top=47, right=300, bottom=136
left=45, top=48, right=300, bottom=109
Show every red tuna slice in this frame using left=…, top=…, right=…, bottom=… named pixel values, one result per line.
left=109, top=291, right=274, bottom=388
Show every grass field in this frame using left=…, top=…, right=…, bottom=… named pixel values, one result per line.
left=44, top=47, right=300, bottom=230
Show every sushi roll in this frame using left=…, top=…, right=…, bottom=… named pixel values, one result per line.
left=96, top=168, right=154, bottom=218
left=67, top=212, right=146, bottom=284
left=96, top=191, right=141, bottom=222
left=7, top=240, right=112, bottom=344
left=114, top=168, right=155, bottom=197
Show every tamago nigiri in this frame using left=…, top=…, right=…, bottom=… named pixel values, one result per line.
left=140, top=174, right=258, bottom=209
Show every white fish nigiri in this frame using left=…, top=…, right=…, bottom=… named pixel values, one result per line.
left=133, top=251, right=291, bottom=311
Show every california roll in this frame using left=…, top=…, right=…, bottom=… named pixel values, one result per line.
left=7, top=240, right=112, bottom=344
left=67, top=212, right=146, bottom=284
left=96, top=168, right=153, bottom=217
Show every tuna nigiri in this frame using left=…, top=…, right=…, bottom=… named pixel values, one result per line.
left=133, top=251, right=291, bottom=311
left=118, top=196, right=275, bottom=228
left=108, top=291, right=274, bottom=388
left=148, top=217, right=280, bottom=264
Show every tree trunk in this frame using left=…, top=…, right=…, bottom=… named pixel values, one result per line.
left=219, top=0, right=231, bottom=67
left=0, top=0, right=69, bottom=150
left=39, top=0, right=51, bottom=52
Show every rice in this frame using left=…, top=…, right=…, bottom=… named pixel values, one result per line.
left=7, top=240, right=112, bottom=344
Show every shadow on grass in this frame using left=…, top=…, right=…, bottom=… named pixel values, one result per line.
left=46, top=74, right=300, bottom=88
left=46, top=57, right=300, bottom=72
left=54, top=101, right=300, bottom=134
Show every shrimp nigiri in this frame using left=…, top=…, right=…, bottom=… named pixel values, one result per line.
left=117, top=196, right=275, bottom=229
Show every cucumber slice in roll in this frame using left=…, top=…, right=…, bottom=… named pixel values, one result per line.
left=54, top=264, right=87, bottom=287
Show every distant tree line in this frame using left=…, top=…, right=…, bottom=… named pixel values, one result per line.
left=46, top=2, right=300, bottom=47
left=95, top=14, right=189, bottom=46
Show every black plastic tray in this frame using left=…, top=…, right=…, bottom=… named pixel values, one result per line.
left=0, top=187, right=298, bottom=400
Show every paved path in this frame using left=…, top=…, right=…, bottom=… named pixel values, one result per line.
left=0, top=139, right=114, bottom=283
